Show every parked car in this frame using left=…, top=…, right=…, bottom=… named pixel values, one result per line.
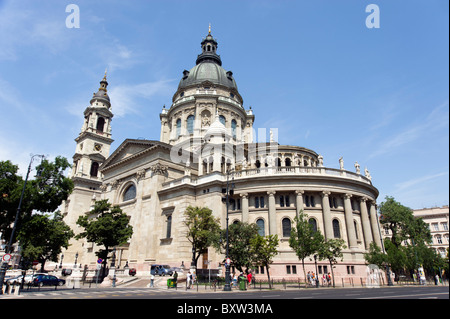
left=150, top=264, right=173, bottom=276
left=5, top=275, right=23, bottom=285
left=32, top=275, right=66, bottom=287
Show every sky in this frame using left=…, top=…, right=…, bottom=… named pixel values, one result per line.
left=0, top=0, right=448, bottom=210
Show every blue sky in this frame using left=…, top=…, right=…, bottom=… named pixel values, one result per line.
left=0, top=0, right=448, bottom=210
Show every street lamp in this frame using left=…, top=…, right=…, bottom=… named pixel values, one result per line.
left=74, top=252, right=78, bottom=269
left=313, top=254, right=319, bottom=288
left=223, top=168, right=235, bottom=292
left=0, top=154, right=45, bottom=295
left=59, top=253, right=64, bottom=269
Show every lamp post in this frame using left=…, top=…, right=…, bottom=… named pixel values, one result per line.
left=223, top=168, right=234, bottom=292
left=59, top=253, right=64, bottom=269
left=74, top=252, right=78, bottom=269
left=314, top=254, right=319, bottom=288
left=0, top=154, right=45, bottom=295
left=111, top=248, right=116, bottom=288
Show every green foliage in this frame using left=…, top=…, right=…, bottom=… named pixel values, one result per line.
left=365, top=196, right=440, bottom=280
left=0, top=157, right=73, bottom=246
left=250, top=234, right=279, bottom=288
left=183, top=206, right=221, bottom=268
left=215, top=221, right=259, bottom=273
left=76, top=199, right=133, bottom=263
left=17, top=211, right=74, bottom=272
left=288, top=210, right=325, bottom=279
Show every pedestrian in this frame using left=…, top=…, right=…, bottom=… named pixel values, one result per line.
left=191, top=272, right=196, bottom=288
left=247, top=270, right=252, bottom=288
left=187, top=271, right=191, bottom=289
left=307, top=271, right=311, bottom=287
left=150, top=273, right=155, bottom=287
left=173, top=271, right=178, bottom=286
left=232, top=272, right=237, bottom=288
left=327, top=273, right=332, bottom=286
left=322, top=274, right=326, bottom=286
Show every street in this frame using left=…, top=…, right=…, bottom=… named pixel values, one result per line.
left=3, top=284, right=448, bottom=300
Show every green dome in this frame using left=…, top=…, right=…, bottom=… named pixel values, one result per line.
left=178, top=62, right=238, bottom=91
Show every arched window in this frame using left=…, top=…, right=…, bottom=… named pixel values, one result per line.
left=309, top=218, right=317, bottom=232
left=354, top=221, right=359, bottom=239
left=256, top=219, right=265, bottom=236
left=276, top=158, right=282, bottom=167
left=96, top=117, right=105, bottom=132
left=333, top=219, right=341, bottom=238
left=231, top=119, right=237, bottom=138
left=282, top=218, right=291, bottom=237
left=285, top=158, right=291, bottom=166
left=90, top=162, right=99, bottom=177
left=176, top=118, right=181, bottom=137
left=123, top=184, right=136, bottom=202
left=219, top=115, right=226, bottom=126
left=187, top=115, right=195, bottom=134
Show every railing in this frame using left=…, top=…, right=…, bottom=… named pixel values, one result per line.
left=161, top=166, right=372, bottom=190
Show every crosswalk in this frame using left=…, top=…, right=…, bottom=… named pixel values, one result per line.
left=17, top=287, right=183, bottom=298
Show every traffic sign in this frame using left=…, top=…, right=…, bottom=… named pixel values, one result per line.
left=2, top=254, right=11, bottom=262
left=32, top=260, right=39, bottom=266
left=97, top=258, right=103, bottom=264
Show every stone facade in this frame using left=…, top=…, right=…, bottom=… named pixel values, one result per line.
left=61, top=30, right=382, bottom=281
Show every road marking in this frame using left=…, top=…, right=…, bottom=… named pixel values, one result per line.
left=263, top=295, right=280, bottom=298
left=359, top=292, right=448, bottom=299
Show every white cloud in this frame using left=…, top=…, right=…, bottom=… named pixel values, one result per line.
left=368, top=101, right=449, bottom=160
left=108, top=80, right=176, bottom=117
left=394, top=171, right=449, bottom=192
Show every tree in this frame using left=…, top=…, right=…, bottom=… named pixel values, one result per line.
left=76, top=200, right=133, bottom=277
left=17, top=211, right=74, bottom=272
left=318, top=238, right=346, bottom=287
left=183, top=206, right=221, bottom=269
left=250, top=234, right=279, bottom=288
left=378, top=196, right=433, bottom=280
left=288, top=211, right=324, bottom=282
left=214, top=221, right=259, bottom=273
left=0, top=157, right=73, bottom=248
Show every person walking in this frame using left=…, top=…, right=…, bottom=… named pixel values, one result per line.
left=150, top=273, right=155, bottom=287
left=247, top=270, right=252, bottom=288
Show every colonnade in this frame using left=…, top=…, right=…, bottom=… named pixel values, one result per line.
left=238, top=190, right=382, bottom=250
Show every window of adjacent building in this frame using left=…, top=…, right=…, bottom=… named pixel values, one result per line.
left=187, top=115, right=195, bottom=134
left=442, top=222, right=448, bottom=231
left=333, top=219, right=341, bottom=238
left=123, top=184, right=136, bottom=202
left=256, top=219, right=265, bottom=236
left=436, top=235, right=443, bottom=244
left=282, top=218, right=291, bottom=237
left=432, top=223, right=439, bottom=231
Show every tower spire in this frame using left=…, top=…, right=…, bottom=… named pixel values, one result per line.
left=208, top=23, right=211, bottom=35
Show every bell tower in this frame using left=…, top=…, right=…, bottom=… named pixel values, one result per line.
left=61, top=71, right=114, bottom=266
left=71, top=70, right=114, bottom=187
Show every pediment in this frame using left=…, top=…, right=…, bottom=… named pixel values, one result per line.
left=101, top=139, right=171, bottom=171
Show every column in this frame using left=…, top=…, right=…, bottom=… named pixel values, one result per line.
left=295, top=190, right=304, bottom=219
left=267, top=191, right=276, bottom=235
left=241, top=193, right=249, bottom=223
left=369, top=200, right=382, bottom=248
left=343, top=194, right=358, bottom=250
left=321, top=191, right=333, bottom=240
left=359, top=197, right=374, bottom=250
